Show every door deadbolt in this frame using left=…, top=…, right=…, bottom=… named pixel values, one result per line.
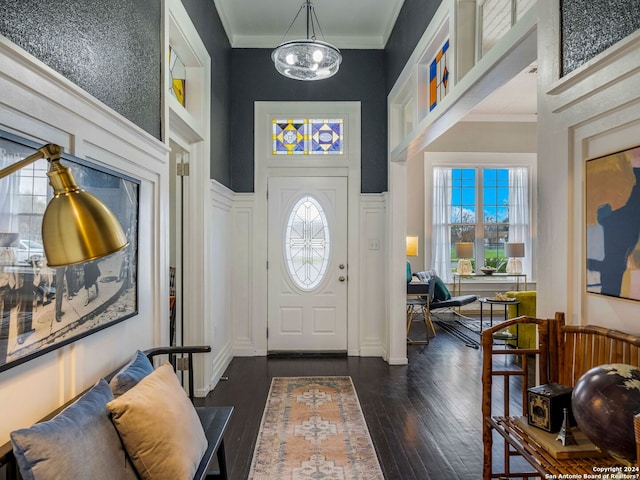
left=339, top=264, right=345, bottom=269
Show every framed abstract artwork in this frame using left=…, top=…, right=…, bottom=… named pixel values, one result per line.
left=0, top=129, right=139, bottom=372
left=585, top=145, right=640, bottom=301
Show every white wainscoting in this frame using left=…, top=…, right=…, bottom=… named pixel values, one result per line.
left=231, top=193, right=256, bottom=356
left=359, top=194, right=388, bottom=358
left=0, top=36, right=169, bottom=443
left=205, top=180, right=235, bottom=394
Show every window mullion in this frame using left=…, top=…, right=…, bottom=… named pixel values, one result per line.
left=476, top=167, right=485, bottom=268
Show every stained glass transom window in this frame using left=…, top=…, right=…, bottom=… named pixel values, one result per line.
left=285, top=196, right=331, bottom=290
left=429, top=39, right=450, bottom=111
left=273, top=119, right=308, bottom=154
left=169, top=45, right=186, bottom=106
left=273, top=118, right=343, bottom=155
left=311, top=119, right=343, bottom=154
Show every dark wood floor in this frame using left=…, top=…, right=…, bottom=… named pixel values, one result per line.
left=197, top=317, right=520, bottom=480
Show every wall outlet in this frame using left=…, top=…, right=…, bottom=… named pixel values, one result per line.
left=368, top=239, right=380, bottom=250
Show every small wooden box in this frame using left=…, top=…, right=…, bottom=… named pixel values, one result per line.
left=527, top=383, right=573, bottom=432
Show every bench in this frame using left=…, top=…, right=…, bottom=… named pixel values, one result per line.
left=481, top=312, right=640, bottom=478
left=0, top=346, right=232, bottom=480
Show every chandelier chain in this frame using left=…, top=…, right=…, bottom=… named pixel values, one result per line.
left=278, top=3, right=306, bottom=45
left=310, top=4, right=327, bottom=42
left=278, top=0, right=329, bottom=44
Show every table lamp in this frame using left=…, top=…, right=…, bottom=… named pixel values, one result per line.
left=0, top=144, right=128, bottom=267
left=406, top=236, right=418, bottom=257
left=455, top=242, right=474, bottom=274
left=505, top=242, right=525, bottom=274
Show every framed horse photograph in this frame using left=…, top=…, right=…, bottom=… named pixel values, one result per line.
left=0, top=129, right=139, bottom=372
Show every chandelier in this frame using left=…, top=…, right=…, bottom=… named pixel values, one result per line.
left=271, top=0, right=342, bottom=81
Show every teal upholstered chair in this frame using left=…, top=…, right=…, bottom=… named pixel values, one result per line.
left=406, top=270, right=477, bottom=344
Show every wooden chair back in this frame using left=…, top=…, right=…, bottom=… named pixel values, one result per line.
left=549, top=319, right=640, bottom=387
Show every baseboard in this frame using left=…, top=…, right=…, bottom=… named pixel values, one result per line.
left=267, top=351, right=347, bottom=359
left=387, top=355, right=408, bottom=365
left=359, top=344, right=385, bottom=357
left=199, top=341, right=233, bottom=397
left=231, top=343, right=257, bottom=357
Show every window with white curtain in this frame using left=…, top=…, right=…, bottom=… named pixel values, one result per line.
left=432, top=166, right=529, bottom=281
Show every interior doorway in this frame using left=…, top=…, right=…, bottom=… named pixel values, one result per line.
left=169, top=140, right=187, bottom=347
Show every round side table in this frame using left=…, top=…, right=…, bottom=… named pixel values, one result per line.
left=479, top=297, right=520, bottom=347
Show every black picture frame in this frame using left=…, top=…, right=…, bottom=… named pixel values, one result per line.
left=0, top=129, right=139, bottom=372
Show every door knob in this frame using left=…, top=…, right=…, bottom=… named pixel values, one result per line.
left=339, top=263, right=345, bottom=270
left=339, top=276, right=346, bottom=282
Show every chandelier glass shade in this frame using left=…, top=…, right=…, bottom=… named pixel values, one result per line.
left=272, top=1, right=342, bottom=81
left=272, top=39, right=341, bottom=81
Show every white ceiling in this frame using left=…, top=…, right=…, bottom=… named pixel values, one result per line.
left=214, top=0, right=405, bottom=49
left=213, top=0, right=537, bottom=119
left=463, top=64, right=538, bottom=122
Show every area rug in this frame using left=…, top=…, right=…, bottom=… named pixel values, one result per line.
left=248, top=376, right=384, bottom=480
left=431, top=313, right=493, bottom=348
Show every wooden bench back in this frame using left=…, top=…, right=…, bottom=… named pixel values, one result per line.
left=0, top=346, right=210, bottom=480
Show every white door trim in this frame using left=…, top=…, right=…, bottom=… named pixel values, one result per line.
left=164, top=0, right=213, bottom=394
left=254, top=101, right=361, bottom=356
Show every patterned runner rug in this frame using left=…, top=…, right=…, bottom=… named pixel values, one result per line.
left=248, top=376, right=384, bottom=480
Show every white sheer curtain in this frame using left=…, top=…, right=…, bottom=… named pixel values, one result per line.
left=432, top=168, right=453, bottom=282
left=0, top=148, right=20, bottom=233
left=508, top=167, right=530, bottom=275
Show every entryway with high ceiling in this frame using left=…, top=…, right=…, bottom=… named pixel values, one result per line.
left=254, top=102, right=361, bottom=355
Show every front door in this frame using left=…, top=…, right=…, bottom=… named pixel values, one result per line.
left=267, top=176, right=348, bottom=351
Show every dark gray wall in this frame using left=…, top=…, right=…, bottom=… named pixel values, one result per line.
left=561, top=0, right=640, bottom=75
left=182, top=0, right=232, bottom=188
left=228, top=0, right=444, bottom=194
left=384, top=0, right=442, bottom=93
left=0, top=0, right=161, bottom=140
left=230, top=49, right=387, bottom=193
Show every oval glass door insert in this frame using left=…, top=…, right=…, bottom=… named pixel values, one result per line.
left=285, top=195, right=331, bottom=290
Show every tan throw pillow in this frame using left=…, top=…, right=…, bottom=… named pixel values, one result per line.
left=106, top=362, right=207, bottom=480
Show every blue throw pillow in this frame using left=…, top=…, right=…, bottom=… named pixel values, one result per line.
left=406, top=261, right=412, bottom=283
left=11, top=379, right=138, bottom=480
left=433, top=276, right=452, bottom=301
left=109, top=350, right=154, bottom=397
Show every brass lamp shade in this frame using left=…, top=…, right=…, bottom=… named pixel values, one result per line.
left=0, top=143, right=128, bottom=268
left=41, top=160, right=128, bottom=268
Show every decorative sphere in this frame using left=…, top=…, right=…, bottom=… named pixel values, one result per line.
left=571, top=363, right=640, bottom=461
